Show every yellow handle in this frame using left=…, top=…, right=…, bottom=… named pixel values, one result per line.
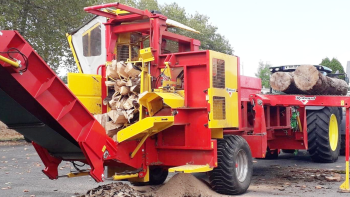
left=0, top=55, right=21, bottom=68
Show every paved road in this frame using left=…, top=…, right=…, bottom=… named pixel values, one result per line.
left=0, top=142, right=349, bottom=197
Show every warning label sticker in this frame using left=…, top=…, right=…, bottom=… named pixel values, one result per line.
left=295, top=96, right=316, bottom=105
left=226, top=88, right=236, bottom=97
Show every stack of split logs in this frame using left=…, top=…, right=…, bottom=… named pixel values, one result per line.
left=270, top=65, right=348, bottom=95
left=94, top=60, right=142, bottom=139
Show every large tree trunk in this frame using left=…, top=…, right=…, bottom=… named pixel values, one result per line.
left=270, top=72, right=305, bottom=94
left=293, top=65, right=348, bottom=95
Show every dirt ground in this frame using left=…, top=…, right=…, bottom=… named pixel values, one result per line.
left=82, top=166, right=349, bottom=197
left=1, top=121, right=350, bottom=197
left=0, top=121, right=24, bottom=142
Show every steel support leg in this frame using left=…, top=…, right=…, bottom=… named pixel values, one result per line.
left=340, top=107, right=350, bottom=192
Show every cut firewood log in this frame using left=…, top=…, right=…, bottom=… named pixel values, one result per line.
left=125, top=62, right=141, bottom=78
left=294, top=65, right=348, bottom=95
left=105, top=81, right=116, bottom=87
left=109, top=99, right=117, bottom=110
left=123, top=100, right=134, bottom=110
left=122, top=95, right=138, bottom=110
left=126, top=78, right=133, bottom=87
left=116, top=79, right=127, bottom=87
left=270, top=72, right=305, bottom=94
left=120, top=86, right=130, bottom=95
left=117, top=61, right=129, bottom=78
left=130, top=85, right=140, bottom=94
left=107, top=110, right=128, bottom=124
left=123, top=109, right=135, bottom=122
left=106, top=61, right=118, bottom=79
left=114, top=85, right=121, bottom=93
left=93, top=114, right=109, bottom=129
left=134, top=77, right=141, bottom=85
left=116, top=97, right=128, bottom=109
left=105, top=121, right=123, bottom=137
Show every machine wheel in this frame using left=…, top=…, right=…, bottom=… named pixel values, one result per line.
left=131, top=167, right=168, bottom=186
left=282, top=149, right=295, bottom=154
left=307, top=107, right=341, bottom=163
left=209, top=135, right=253, bottom=195
left=148, top=166, right=168, bottom=185
left=265, top=147, right=279, bottom=159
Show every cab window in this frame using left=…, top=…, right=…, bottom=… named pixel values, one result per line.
left=82, top=23, right=101, bottom=57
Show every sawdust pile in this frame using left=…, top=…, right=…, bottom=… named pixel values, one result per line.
left=151, top=173, right=219, bottom=197
left=82, top=174, right=223, bottom=197
left=0, top=121, right=7, bottom=130
left=0, top=121, right=24, bottom=141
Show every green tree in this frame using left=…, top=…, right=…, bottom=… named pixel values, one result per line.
left=255, top=61, right=271, bottom=88
left=320, top=57, right=345, bottom=78
left=0, top=0, right=99, bottom=74
left=1, top=0, right=234, bottom=76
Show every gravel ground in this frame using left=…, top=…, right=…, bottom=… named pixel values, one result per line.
left=0, top=142, right=350, bottom=197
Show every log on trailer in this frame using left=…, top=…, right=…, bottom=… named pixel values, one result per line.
left=270, top=65, right=348, bottom=95
left=270, top=72, right=305, bottom=94
left=294, top=65, right=348, bottom=95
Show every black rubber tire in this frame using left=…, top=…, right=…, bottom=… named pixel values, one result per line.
left=148, top=166, right=168, bottom=185
left=307, top=107, right=341, bottom=163
left=209, top=135, right=253, bottom=195
left=282, top=149, right=295, bottom=154
left=131, top=167, right=168, bottom=186
left=265, top=147, right=279, bottom=159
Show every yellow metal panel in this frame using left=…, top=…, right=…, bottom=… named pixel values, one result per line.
left=68, top=73, right=102, bottom=114
left=139, top=92, right=184, bottom=116
left=139, top=47, right=154, bottom=62
left=211, top=128, right=223, bottom=139
left=208, top=51, right=239, bottom=128
left=117, top=116, right=174, bottom=142
left=168, top=164, right=213, bottom=173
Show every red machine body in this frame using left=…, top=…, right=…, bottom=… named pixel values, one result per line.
left=0, top=3, right=349, bottom=190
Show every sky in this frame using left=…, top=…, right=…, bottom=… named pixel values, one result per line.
left=157, top=0, right=350, bottom=77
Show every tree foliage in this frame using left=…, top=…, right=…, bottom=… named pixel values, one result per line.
left=255, top=61, right=271, bottom=88
left=320, top=57, right=344, bottom=75
left=0, top=0, right=233, bottom=75
left=0, top=0, right=101, bottom=74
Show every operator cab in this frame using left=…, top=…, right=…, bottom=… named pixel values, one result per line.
left=67, top=12, right=200, bottom=75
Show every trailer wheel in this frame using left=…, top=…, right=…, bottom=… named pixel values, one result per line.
left=131, top=167, right=168, bottom=186
left=307, top=107, right=341, bottom=163
left=265, top=147, right=279, bottom=159
left=148, top=166, right=168, bottom=185
left=209, top=135, right=252, bottom=195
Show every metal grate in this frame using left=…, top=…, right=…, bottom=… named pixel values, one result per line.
left=117, top=45, right=129, bottom=62
left=212, top=58, right=225, bottom=88
left=213, top=96, right=226, bottom=120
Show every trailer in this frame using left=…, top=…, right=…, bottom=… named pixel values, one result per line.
left=0, top=2, right=349, bottom=194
